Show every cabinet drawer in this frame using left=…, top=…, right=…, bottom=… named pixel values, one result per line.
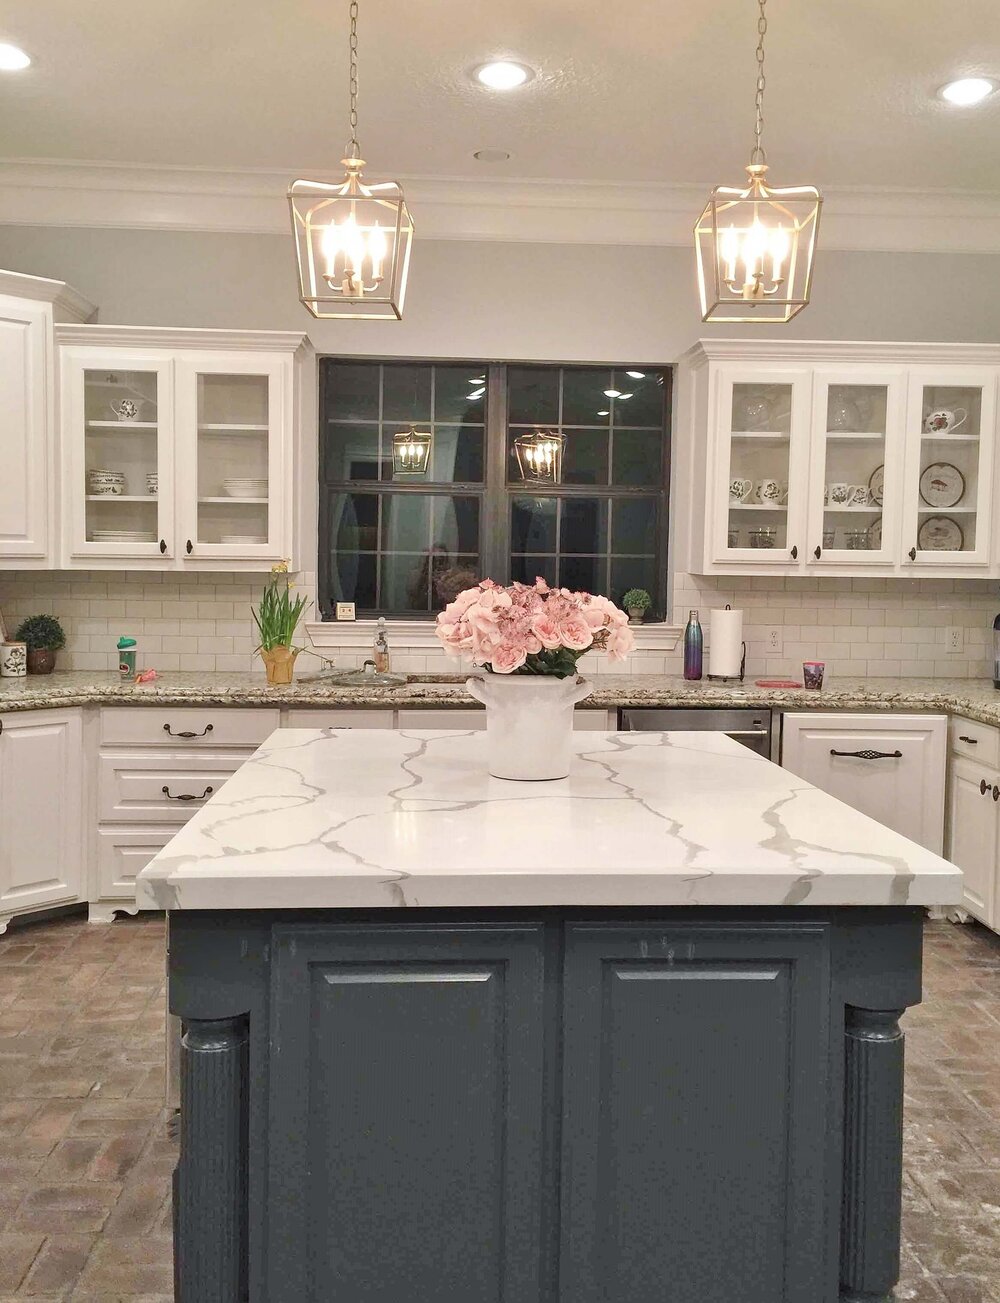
left=96, top=826, right=174, bottom=898
left=284, top=708, right=396, bottom=729
left=949, top=716, right=1000, bottom=768
left=100, top=706, right=280, bottom=749
left=98, top=751, right=250, bottom=823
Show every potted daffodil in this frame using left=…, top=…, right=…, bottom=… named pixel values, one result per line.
left=251, top=563, right=309, bottom=686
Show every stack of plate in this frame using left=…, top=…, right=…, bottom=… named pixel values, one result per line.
left=221, top=534, right=267, bottom=545
left=90, top=530, right=157, bottom=544
left=88, top=469, right=127, bottom=496
left=222, top=478, right=268, bottom=499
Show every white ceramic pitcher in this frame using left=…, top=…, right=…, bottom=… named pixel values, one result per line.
left=466, top=674, right=593, bottom=780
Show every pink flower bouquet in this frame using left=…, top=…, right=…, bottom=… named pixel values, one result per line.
left=435, top=577, right=636, bottom=676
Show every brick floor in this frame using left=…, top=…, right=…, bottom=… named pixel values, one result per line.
left=0, top=909, right=998, bottom=1300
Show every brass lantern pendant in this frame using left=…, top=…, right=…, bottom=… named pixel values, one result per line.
left=514, top=431, right=566, bottom=484
left=694, top=0, right=821, bottom=324
left=288, top=2, right=413, bottom=320
left=392, top=427, right=432, bottom=476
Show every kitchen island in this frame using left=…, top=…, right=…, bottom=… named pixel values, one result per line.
left=139, top=728, right=962, bottom=1303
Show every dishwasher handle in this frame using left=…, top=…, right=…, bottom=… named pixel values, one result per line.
left=726, top=729, right=770, bottom=737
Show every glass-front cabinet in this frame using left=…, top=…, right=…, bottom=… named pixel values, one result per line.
left=682, top=342, right=1000, bottom=578
left=60, top=331, right=305, bottom=569
left=902, top=370, right=996, bottom=570
left=65, top=355, right=174, bottom=561
left=712, top=368, right=811, bottom=567
left=807, top=370, right=905, bottom=568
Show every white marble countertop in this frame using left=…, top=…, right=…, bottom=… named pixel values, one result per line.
left=136, top=728, right=961, bottom=911
left=3, top=669, right=1000, bottom=726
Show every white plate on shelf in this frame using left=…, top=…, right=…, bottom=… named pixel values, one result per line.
left=917, top=515, right=964, bottom=551
left=919, top=462, right=965, bottom=508
left=220, top=534, right=267, bottom=545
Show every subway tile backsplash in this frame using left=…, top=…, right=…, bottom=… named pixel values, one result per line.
left=1, top=570, right=997, bottom=680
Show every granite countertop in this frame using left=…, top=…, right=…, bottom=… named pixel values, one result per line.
left=135, top=728, right=962, bottom=911
left=2, top=668, right=1000, bottom=724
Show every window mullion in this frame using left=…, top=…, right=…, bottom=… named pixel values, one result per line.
left=482, top=364, right=509, bottom=582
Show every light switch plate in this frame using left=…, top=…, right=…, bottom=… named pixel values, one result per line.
left=335, top=602, right=356, bottom=621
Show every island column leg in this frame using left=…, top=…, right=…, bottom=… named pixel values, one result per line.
left=175, top=1015, right=249, bottom=1303
left=840, top=1006, right=905, bottom=1303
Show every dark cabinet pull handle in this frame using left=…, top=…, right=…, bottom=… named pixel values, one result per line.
left=163, top=723, right=214, bottom=739
left=162, top=785, right=213, bottom=802
left=993, top=785, right=1000, bottom=803
left=829, top=748, right=903, bottom=761
left=981, top=779, right=990, bottom=795
left=958, top=735, right=978, bottom=744
left=813, top=545, right=821, bottom=559
left=908, top=546, right=917, bottom=561
left=790, top=544, right=798, bottom=559
left=159, top=539, right=167, bottom=554
left=186, top=539, right=193, bottom=555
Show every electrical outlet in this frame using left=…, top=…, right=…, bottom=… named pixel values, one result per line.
left=766, top=628, right=782, bottom=654
left=946, top=626, right=964, bottom=653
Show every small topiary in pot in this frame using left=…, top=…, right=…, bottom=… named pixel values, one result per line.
left=621, top=588, right=652, bottom=625
left=14, top=613, right=67, bottom=675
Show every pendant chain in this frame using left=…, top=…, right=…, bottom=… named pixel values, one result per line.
left=346, top=0, right=360, bottom=159
left=750, top=0, right=767, bottom=165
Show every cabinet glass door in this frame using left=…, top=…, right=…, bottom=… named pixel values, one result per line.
left=77, top=360, right=171, bottom=558
left=904, top=372, right=996, bottom=568
left=179, top=359, right=285, bottom=562
left=809, top=374, right=903, bottom=566
left=717, top=372, right=808, bottom=564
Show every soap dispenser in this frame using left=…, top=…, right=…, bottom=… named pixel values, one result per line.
left=373, top=618, right=391, bottom=674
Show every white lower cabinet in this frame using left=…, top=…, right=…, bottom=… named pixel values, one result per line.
left=946, top=755, right=998, bottom=927
left=0, top=709, right=85, bottom=933
left=781, top=712, right=948, bottom=853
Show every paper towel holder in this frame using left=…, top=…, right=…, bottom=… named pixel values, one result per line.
left=707, top=604, right=746, bottom=683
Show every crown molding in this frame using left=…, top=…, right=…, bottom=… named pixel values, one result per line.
left=0, top=266, right=95, bottom=321
left=681, top=338, right=1000, bottom=366
left=54, top=323, right=311, bottom=353
left=2, top=158, right=1000, bottom=254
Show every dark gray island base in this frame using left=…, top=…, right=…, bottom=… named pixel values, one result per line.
left=169, top=904, right=922, bottom=1303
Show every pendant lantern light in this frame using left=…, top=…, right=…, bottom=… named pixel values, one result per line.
left=392, top=427, right=432, bottom=476
left=694, top=0, right=821, bottom=323
left=289, top=1, right=413, bottom=319
left=514, top=431, right=566, bottom=485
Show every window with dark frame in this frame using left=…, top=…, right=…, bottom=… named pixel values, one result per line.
left=319, top=360, right=671, bottom=619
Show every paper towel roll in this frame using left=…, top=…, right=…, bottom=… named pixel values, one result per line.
left=708, top=607, right=744, bottom=679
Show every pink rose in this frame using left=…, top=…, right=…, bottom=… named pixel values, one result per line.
left=491, top=643, right=528, bottom=674
left=531, top=614, right=563, bottom=649
left=559, top=617, right=594, bottom=652
left=606, top=624, right=636, bottom=661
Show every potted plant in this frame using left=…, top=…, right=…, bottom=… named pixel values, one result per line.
left=251, top=564, right=309, bottom=686
left=435, top=578, right=635, bottom=780
left=621, top=588, right=652, bottom=625
left=14, top=614, right=66, bottom=675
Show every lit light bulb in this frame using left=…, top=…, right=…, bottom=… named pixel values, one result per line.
left=721, top=226, right=740, bottom=283
left=770, top=225, right=790, bottom=282
left=321, top=222, right=341, bottom=280
left=368, top=222, right=387, bottom=282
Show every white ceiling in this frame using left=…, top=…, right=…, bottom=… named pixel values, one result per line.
left=1, top=0, right=998, bottom=190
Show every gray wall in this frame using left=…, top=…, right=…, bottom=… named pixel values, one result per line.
left=0, top=224, right=997, bottom=359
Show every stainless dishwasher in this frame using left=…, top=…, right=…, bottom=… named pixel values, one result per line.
left=619, top=707, right=775, bottom=759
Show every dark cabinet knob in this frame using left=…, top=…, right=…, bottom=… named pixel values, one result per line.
left=159, top=539, right=167, bottom=554
left=908, top=546, right=917, bottom=561
left=981, top=778, right=990, bottom=795
left=186, top=539, right=193, bottom=555
left=993, top=785, right=999, bottom=803
left=790, top=545, right=798, bottom=559
left=813, top=545, right=821, bottom=559
left=958, top=735, right=978, bottom=744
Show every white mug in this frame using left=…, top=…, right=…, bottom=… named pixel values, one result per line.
left=850, top=485, right=870, bottom=507
left=755, top=478, right=783, bottom=503
left=729, top=477, right=752, bottom=503
left=924, top=407, right=967, bottom=435
left=828, top=482, right=854, bottom=506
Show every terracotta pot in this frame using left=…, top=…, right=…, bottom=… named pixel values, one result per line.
left=26, top=647, right=56, bottom=675
left=465, top=674, right=592, bottom=780
left=260, top=645, right=299, bottom=686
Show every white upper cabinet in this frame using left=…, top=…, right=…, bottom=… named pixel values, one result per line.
left=676, top=340, right=1000, bottom=578
left=57, top=327, right=311, bottom=571
left=0, top=269, right=94, bottom=569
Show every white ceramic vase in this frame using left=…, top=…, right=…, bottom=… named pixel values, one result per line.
left=466, top=673, right=592, bottom=780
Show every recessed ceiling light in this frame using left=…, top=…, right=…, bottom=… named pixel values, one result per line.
left=938, top=77, right=997, bottom=106
left=597, top=410, right=610, bottom=416
left=617, top=392, right=633, bottom=400
left=626, top=371, right=646, bottom=380
left=604, top=389, right=622, bottom=399
left=473, top=148, right=511, bottom=163
left=468, top=388, right=486, bottom=400
left=0, top=43, right=31, bottom=71
left=474, top=61, right=534, bottom=91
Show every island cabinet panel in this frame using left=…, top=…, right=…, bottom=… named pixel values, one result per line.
left=266, top=924, right=548, bottom=1303
left=560, top=923, right=832, bottom=1303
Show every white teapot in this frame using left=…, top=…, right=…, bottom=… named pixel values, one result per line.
left=924, top=407, right=967, bottom=434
